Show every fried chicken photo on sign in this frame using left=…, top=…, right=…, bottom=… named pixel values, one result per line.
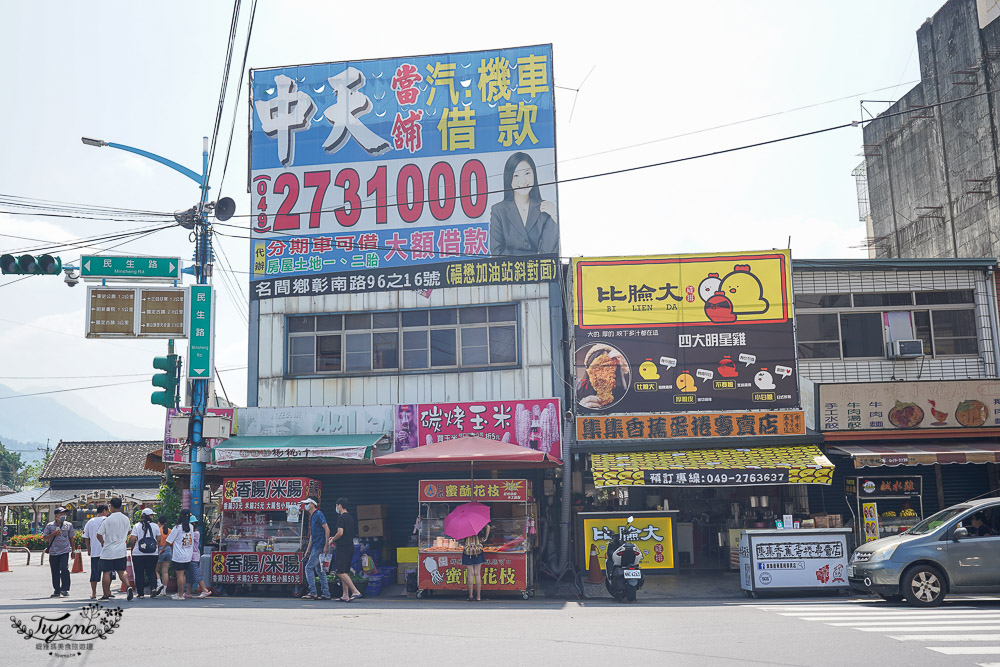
left=576, top=344, right=630, bottom=410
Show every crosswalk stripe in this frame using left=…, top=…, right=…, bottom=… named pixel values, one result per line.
left=929, top=647, right=1000, bottom=655
left=889, top=634, right=1000, bottom=641
left=976, top=662, right=1000, bottom=666
left=853, top=625, right=1000, bottom=632
left=794, top=614, right=1000, bottom=621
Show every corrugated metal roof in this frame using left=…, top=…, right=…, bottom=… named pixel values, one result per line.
left=0, top=486, right=160, bottom=506
left=40, top=441, right=162, bottom=480
left=793, top=258, right=997, bottom=272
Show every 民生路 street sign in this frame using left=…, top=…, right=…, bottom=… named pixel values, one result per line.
left=187, top=285, right=214, bottom=379
left=81, top=255, right=181, bottom=282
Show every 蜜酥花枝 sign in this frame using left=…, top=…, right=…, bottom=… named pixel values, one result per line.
left=221, top=477, right=319, bottom=511
left=818, top=380, right=1000, bottom=431
left=418, top=552, right=527, bottom=591
left=250, top=45, right=558, bottom=300
left=418, top=479, right=529, bottom=503
left=571, top=251, right=797, bottom=414
left=394, top=399, right=561, bottom=458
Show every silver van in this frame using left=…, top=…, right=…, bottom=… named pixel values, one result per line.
left=848, top=497, right=1000, bottom=606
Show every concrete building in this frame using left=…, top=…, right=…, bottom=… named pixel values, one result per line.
left=862, top=0, right=1000, bottom=259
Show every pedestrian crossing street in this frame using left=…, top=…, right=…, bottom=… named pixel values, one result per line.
left=742, top=598, right=1000, bottom=664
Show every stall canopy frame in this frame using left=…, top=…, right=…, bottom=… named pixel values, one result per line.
left=828, top=442, right=1000, bottom=468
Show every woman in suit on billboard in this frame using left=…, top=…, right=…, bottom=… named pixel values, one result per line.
left=489, top=152, right=558, bottom=256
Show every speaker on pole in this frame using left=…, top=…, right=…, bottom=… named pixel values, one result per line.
left=215, top=197, right=236, bottom=222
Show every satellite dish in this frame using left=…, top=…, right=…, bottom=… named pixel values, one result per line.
left=215, top=197, right=236, bottom=222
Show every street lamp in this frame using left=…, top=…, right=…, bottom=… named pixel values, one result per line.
left=81, top=135, right=212, bottom=523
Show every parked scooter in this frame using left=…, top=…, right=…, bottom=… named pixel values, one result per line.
left=605, top=516, right=644, bottom=602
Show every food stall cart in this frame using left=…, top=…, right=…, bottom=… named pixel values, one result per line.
left=212, top=476, right=319, bottom=596
left=416, top=479, right=535, bottom=599
left=739, top=527, right=852, bottom=597
left=373, top=436, right=561, bottom=601
left=846, top=475, right=923, bottom=544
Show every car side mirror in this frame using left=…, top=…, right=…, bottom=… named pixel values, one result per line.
left=954, top=527, right=969, bottom=540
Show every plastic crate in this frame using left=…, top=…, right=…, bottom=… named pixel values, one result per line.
left=379, top=566, right=396, bottom=585
left=366, top=574, right=384, bottom=596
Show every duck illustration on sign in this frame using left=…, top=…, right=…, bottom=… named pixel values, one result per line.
left=638, top=359, right=660, bottom=380
left=675, top=371, right=697, bottom=393
left=754, top=368, right=776, bottom=390
left=718, top=264, right=770, bottom=317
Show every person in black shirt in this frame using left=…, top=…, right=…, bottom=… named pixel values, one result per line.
left=970, top=512, right=994, bottom=537
left=330, top=497, right=362, bottom=601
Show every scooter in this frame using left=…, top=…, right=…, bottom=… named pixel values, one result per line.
left=605, top=520, right=645, bottom=602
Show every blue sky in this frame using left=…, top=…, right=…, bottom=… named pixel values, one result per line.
left=0, top=0, right=945, bottom=437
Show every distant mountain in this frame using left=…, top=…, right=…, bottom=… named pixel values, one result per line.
left=0, top=383, right=158, bottom=448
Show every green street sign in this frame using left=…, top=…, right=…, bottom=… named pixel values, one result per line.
left=187, top=285, right=214, bottom=379
left=81, top=255, right=181, bottom=282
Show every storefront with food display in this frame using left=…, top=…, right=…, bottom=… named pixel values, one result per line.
left=570, top=250, right=839, bottom=573
left=815, top=380, right=1000, bottom=535
left=374, top=437, right=560, bottom=599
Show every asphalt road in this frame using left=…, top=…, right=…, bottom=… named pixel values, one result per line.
left=3, top=558, right=999, bottom=666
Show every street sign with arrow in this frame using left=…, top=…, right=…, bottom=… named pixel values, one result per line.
left=81, top=255, right=181, bottom=282
left=187, top=285, right=214, bottom=380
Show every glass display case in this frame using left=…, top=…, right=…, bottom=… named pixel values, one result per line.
left=219, top=510, right=305, bottom=553
left=419, top=517, right=529, bottom=553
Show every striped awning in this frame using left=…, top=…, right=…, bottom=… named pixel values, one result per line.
left=828, top=442, right=1000, bottom=468
left=591, top=445, right=834, bottom=488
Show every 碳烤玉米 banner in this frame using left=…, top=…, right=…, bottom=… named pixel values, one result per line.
left=571, top=250, right=798, bottom=415
left=249, top=45, right=558, bottom=299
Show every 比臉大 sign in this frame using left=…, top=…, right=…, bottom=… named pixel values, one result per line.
left=818, top=380, right=1000, bottom=431
left=581, top=514, right=675, bottom=572
left=571, top=250, right=797, bottom=414
left=250, top=45, right=558, bottom=298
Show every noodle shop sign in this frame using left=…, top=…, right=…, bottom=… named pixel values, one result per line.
left=818, top=380, right=1000, bottom=432
left=419, top=479, right=529, bottom=503
left=222, top=477, right=320, bottom=510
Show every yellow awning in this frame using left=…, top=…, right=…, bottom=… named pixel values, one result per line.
left=591, top=445, right=834, bottom=488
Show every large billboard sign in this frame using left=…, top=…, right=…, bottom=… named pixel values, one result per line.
left=571, top=250, right=798, bottom=414
left=250, top=45, right=557, bottom=300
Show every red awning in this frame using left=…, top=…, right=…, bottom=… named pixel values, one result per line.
left=374, top=436, right=561, bottom=466
left=828, top=442, right=1000, bottom=468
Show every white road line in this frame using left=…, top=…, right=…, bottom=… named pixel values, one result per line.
left=929, top=647, right=1000, bottom=655
left=889, top=634, right=1000, bottom=641
left=854, top=626, right=1000, bottom=632
left=828, top=619, right=1000, bottom=626
left=794, top=615, right=1000, bottom=622
left=976, top=662, right=1000, bottom=666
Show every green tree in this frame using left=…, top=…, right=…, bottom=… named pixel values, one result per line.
left=15, top=449, right=51, bottom=491
left=156, top=472, right=182, bottom=524
left=0, top=442, right=24, bottom=489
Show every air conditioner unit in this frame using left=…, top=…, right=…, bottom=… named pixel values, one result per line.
left=890, top=339, right=924, bottom=359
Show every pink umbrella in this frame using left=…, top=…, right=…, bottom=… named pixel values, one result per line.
left=443, top=502, right=491, bottom=540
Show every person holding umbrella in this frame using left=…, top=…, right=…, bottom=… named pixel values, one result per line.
left=444, top=501, right=492, bottom=602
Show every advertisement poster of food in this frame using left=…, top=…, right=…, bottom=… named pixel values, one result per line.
left=862, top=502, right=880, bottom=542
left=249, top=45, right=558, bottom=299
left=394, top=399, right=561, bottom=458
left=818, top=380, right=1000, bottom=431
left=571, top=250, right=798, bottom=414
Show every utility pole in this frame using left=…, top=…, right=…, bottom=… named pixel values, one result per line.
left=81, top=136, right=220, bottom=522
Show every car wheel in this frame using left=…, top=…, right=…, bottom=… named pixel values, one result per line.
left=902, top=565, right=946, bottom=607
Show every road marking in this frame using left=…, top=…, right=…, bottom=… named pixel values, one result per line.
left=929, top=647, right=1000, bottom=655
left=890, top=634, right=1000, bottom=641
left=795, top=614, right=1000, bottom=622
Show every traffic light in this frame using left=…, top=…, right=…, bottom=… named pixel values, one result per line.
left=151, top=354, right=179, bottom=408
left=0, top=254, right=62, bottom=275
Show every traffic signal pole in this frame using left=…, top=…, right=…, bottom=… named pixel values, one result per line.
left=82, top=136, right=213, bottom=522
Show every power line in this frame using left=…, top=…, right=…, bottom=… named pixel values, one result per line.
left=216, top=0, right=258, bottom=196
left=0, top=366, right=248, bottom=400
left=206, top=0, right=243, bottom=186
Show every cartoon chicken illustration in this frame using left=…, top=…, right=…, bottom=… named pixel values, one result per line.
left=676, top=371, right=698, bottom=393
left=697, top=273, right=722, bottom=302
left=720, top=264, right=769, bottom=315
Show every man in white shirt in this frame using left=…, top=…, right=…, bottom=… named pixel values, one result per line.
left=96, top=497, right=134, bottom=601
left=82, top=505, right=109, bottom=600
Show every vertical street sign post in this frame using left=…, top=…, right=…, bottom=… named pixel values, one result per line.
left=187, top=285, right=214, bottom=380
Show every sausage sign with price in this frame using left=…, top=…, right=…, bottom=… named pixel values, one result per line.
left=249, top=45, right=558, bottom=299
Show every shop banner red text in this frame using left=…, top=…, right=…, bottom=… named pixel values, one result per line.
left=222, top=477, right=320, bottom=511
left=211, top=551, right=303, bottom=584
left=418, top=551, right=527, bottom=591
left=419, top=479, right=529, bottom=503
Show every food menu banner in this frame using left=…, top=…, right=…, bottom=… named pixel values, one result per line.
left=818, top=380, right=1000, bottom=431
left=418, top=552, right=527, bottom=591
left=571, top=251, right=798, bottom=415
left=250, top=45, right=558, bottom=298
left=221, top=477, right=320, bottom=511
left=211, top=552, right=303, bottom=584
left=418, top=479, right=529, bottom=503
left=394, top=399, right=561, bottom=458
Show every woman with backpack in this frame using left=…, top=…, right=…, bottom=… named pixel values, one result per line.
left=165, top=509, right=195, bottom=601
left=128, top=508, right=161, bottom=598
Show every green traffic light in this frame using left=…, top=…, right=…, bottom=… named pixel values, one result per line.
left=0, top=253, right=63, bottom=275
left=151, top=354, right=178, bottom=408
